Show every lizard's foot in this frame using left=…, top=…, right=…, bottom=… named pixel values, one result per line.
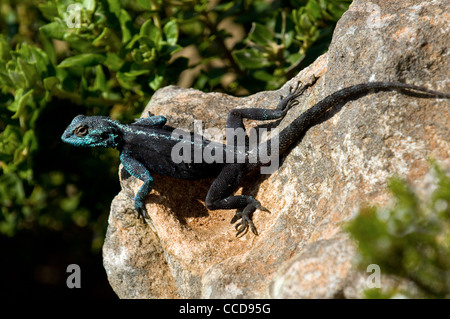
left=277, top=75, right=318, bottom=116
left=230, top=201, right=270, bottom=237
left=231, top=211, right=256, bottom=237
left=136, top=209, right=148, bottom=224
left=135, top=201, right=149, bottom=224
left=277, top=82, right=302, bottom=116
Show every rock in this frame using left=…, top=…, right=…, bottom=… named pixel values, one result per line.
left=102, top=0, right=450, bottom=299
left=102, top=191, right=179, bottom=298
left=270, top=233, right=356, bottom=299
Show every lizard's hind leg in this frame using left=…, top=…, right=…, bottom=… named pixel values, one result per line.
left=226, top=80, right=313, bottom=127
left=205, top=163, right=269, bottom=236
left=207, top=79, right=315, bottom=236
left=207, top=83, right=313, bottom=236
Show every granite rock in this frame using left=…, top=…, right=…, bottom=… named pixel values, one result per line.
left=102, top=0, right=450, bottom=298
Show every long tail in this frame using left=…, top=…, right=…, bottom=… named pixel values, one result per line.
left=258, top=82, right=450, bottom=167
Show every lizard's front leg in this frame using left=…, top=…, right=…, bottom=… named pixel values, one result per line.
left=120, top=151, right=154, bottom=223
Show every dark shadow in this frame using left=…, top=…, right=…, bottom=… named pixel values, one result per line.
left=120, top=168, right=212, bottom=226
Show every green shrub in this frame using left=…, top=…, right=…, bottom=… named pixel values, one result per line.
left=346, top=163, right=450, bottom=298
left=0, top=0, right=351, bottom=239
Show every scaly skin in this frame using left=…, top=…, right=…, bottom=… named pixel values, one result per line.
left=62, top=79, right=450, bottom=236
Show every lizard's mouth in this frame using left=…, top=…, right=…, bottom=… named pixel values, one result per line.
left=61, top=131, right=72, bottom=143
left=61, top=131, right=92, bottom=147
left=61, top=131, right=83, bottom=147
left=62, top=131, right=70, bottom=139
left=61, top=130, right=119, bottom=149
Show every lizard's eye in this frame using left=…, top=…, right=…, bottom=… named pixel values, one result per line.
left=75, top=125, right=89, bottom=137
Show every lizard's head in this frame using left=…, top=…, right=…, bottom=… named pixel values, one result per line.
left=61, top=115, right=122, bottom=148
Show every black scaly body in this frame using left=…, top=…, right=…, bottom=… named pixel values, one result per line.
left=62, top=79, right=450, bottom=236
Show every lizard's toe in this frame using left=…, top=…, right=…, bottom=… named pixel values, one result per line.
left=255, top=203, right=271, bottom=213
left=136, top=209, right=148, bottom=224
left=135, top=201, right=149, bottom=224
left=230, top=212, right=241, bottom=224
left=232, top=212, right=256, bottom=237
left=230, top=199, right=269, bottom=236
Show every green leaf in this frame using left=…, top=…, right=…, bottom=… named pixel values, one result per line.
left=43, top=77, right=59, bottom=91
left=116, top=71, right=137, bottom=90
left=7, top=68, right=26, bottom=89
left=92, top=28, right=110, bottom=46
left=83, top=0, right=96, bottom=12
left=140, top=20, right=160, bottom=42
left=55, top=67, right=68, bottom=85
left=39, top=21, right=68, bottom=40
left=106, top=0, right=121, bottom=19
left=92, top=27, right=121, bottom=49
left=283, top=30, right=295, bottom=48
left=0, top=35, right=11, bottom=60
left=10, top=89, right=34, bottom=119
left=160, top=44, right=180, bottom=57
left=58, top=54, right=106, bottom=68
left=148, top=74, right=163, bottom=91
left=104, top=52, right=124, bottom=71
left=163, top=20, right=178, bottom=45
left=39, top=32, right=56, bottom=65
left=124, top=69, right=150, bottom=77
left=299, top=12, right=312, bottom=30
left=22, top=129, right=38, bottom=154
left=138, top=36, right=158, bottom=50
left=38, top=3, right=58, bottom=20
left=125, top=34, right=140, bottom=50
left=253, top=70, right=277, bottom=82
left=30, top=45, right=51, bottom=73
left=325, top=1, right=349, bottom=21
left=249, top=23, right=273, bottom=46
left=93, top=65, right=107, bottom=91
left=0, top=125, right=21, bottom=157
left=119, top=9, right=133, bottom=43
left=137, top=0, right=152, bottom=10
left=306, top=0, right=322, bottom=22
left=0, top=70, right=13, bottom=87
left=80, top=75, right=88, bottom=98
left=286, top=52, right=305, bottom=66
left=18, top=58, right=40, bottom=88
left=233, top=49, right=270, bottom=69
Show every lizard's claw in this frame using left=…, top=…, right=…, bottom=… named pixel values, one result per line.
left=230, top=202, right=270, bottom=237
left=136, top=208, right=148, bottom=224
left=277, top=81, right=307, bottom=116
left=256, top=203, right=270, bottom=213
left=135, top=201, right=149, bottom=224
left=289, top=81, right=301, bottom=95
left=277, top=77, right=319, bottom=116
left=231, top=211, right=257, bottom=237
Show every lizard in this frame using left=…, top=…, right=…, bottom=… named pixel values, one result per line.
left=61, top=77, right=450, bottom=236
